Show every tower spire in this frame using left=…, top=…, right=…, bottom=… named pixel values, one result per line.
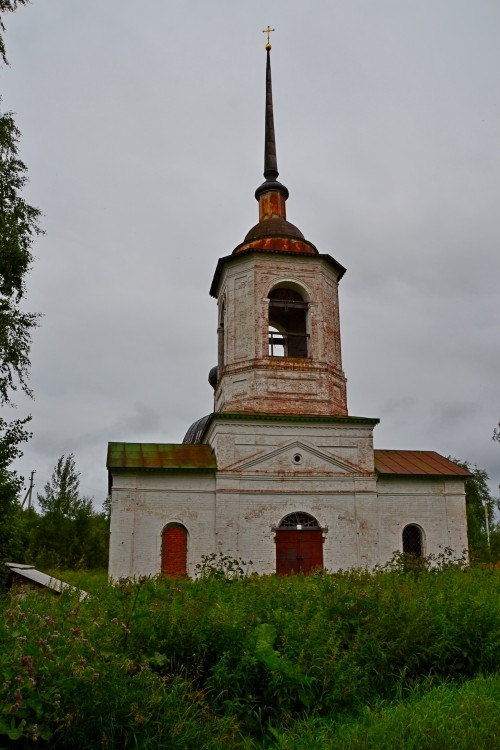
left=255, top=35, right=289, bottom=202
left=263, top=47, right=278, bottom=182
left=236, top=30, right=314, bottom=248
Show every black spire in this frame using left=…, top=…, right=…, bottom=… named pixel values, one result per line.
left=255, top=46, right=289, bottom=201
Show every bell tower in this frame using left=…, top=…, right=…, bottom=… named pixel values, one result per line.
left=209, top=43, right=348, bottom=417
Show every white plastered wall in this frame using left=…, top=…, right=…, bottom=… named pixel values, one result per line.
left=376, top=477, right=469, bottom=563
left=108, top=471, right=216, bottom=579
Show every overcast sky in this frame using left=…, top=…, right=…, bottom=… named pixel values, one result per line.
left=2, top=1, right=499, bottom=508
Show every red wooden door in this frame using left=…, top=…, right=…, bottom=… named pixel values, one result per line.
left=161, top=524, right=187, bottom=576
left=275, top=529, right=323, bottom=575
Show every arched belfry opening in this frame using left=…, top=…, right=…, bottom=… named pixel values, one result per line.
left=275, top=512, right=324, bottom=575
left=268, top=286, right=309, bottom=358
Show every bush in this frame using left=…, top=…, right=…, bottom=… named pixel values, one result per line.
left=1, top=565, right=499, bottom=747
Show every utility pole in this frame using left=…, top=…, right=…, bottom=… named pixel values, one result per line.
left=483, top=499, right=491, bottom=552
left=21, top=470, right=35, bottom=509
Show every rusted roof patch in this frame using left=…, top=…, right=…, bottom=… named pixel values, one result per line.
left=374, top=450, right=470, bottom=477
left=107, top=443, right=217, bottom=471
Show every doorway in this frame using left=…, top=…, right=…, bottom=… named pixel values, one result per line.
left=275, top=512, right=323, bottom=575
left=161, top=523, right=188, bottom=576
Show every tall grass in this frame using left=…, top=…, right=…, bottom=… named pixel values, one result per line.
left=1, top=565, right=499, bottom=747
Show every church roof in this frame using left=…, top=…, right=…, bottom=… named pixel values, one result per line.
left=374, top=450, right=470, bottom=478
left=107, top=442, right=217, bottom=471
left=183, top=412, right=380, bottom=444
left=107, top=444, right=468, bottom=479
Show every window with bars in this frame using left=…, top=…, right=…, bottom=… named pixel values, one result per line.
left=279, top=512, right=320, bottom=529
left=402, top=524, right=424, bottom=557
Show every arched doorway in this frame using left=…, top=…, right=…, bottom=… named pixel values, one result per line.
left=402, top=524, right=424, bottom=558
left=275, top=512, right=324, bottom=575
left=161, top=523, right=188, bottom=576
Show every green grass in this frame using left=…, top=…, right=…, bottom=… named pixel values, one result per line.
left=1, top=566, right=499, bottom=747
left=268, top=676, right=500, bottom=749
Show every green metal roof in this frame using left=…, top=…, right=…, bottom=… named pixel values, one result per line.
left=107, top=443, right=217, bottom=472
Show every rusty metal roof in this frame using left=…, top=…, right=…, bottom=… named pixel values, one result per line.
left=107, top=443, right=217, bottom=471
left=374, top=450, right=471, bottom=477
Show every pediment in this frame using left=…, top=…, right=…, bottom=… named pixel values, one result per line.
left=224, top=440, right=360, bottom=475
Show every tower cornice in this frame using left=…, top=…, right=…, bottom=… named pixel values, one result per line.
left=209, top=250, right=346, bottom=298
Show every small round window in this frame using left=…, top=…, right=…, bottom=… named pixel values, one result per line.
left=292, top=453, right=303, bottom=465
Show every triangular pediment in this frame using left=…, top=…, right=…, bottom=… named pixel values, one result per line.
left=224, top=440, right=360, bottom=475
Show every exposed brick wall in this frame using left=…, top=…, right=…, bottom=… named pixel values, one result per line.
left=161, top=524, right=187, bottom=577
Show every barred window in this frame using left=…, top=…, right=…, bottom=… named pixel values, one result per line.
left=402, top=524, right=424, bottom=557
left=279, top=512, right=320, bottom=529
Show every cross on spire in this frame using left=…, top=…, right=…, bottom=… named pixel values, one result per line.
left=262, top=25, right=275, bottom=49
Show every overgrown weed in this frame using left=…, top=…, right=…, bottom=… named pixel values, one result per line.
left=1, top=563, right=498, bottom=747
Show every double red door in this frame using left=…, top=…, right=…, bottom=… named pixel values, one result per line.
left=275, top=529, right=323, bottom=575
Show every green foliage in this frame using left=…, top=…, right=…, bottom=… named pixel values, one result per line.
left=195, top=552, right=253, bottom=580
left=493, top=421, right=500, bottom=443
left=0, top=415, right=29, bottom=504
left=26, top=454, right=109, bottom=569
left=268, top=676, right=500, bottom=749
left=0, top=110, right=42, bottom=404
left=0, top=1, right=31, bottom=66
left=37, top=454, right=81, bottom=517
left=0, top=416, right=31, bottom=585
left=1, top=566, right=498, bottom=747
left=0, top=77, right=42, bottom=579
left=449, top=458, right=498, bottom=562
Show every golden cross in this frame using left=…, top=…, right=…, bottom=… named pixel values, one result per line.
left=262, top=26, right=275, bottom=48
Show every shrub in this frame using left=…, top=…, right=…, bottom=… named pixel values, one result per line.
left=1, top=565, right=499, bottom=747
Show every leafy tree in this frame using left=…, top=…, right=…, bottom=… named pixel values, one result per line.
left=37, top=454, right=82, bottom=516
left=0, top=110, right=42, bottom=404
left=0, top=415, right=30, bottom=581
left=0, top=0, right=30, bottom=66
left=493, top=422, right=500, bottom=443
left=30, top=454, right=109, bottom=569
left=451, top=458, right=499, bottom=562
left=0, top=1, right=42, bottom=583
left=0, top=11, right=40, bottom=403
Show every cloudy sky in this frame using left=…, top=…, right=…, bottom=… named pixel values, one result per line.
left=2, top=1, right=499, bottom=507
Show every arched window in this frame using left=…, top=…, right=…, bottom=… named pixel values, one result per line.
left=279, top=512, right=320, bottom=529
left=402, top=524, right=424, bottom=558
left=268, top=287, right=309, bottom=358
left=161, top=523, right=188, bottom=576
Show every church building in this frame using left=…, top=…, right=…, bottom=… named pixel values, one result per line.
left=107, top=43, right=469, bottom=579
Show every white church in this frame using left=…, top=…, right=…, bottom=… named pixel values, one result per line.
left=107, top=44, right=469, bottom=579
